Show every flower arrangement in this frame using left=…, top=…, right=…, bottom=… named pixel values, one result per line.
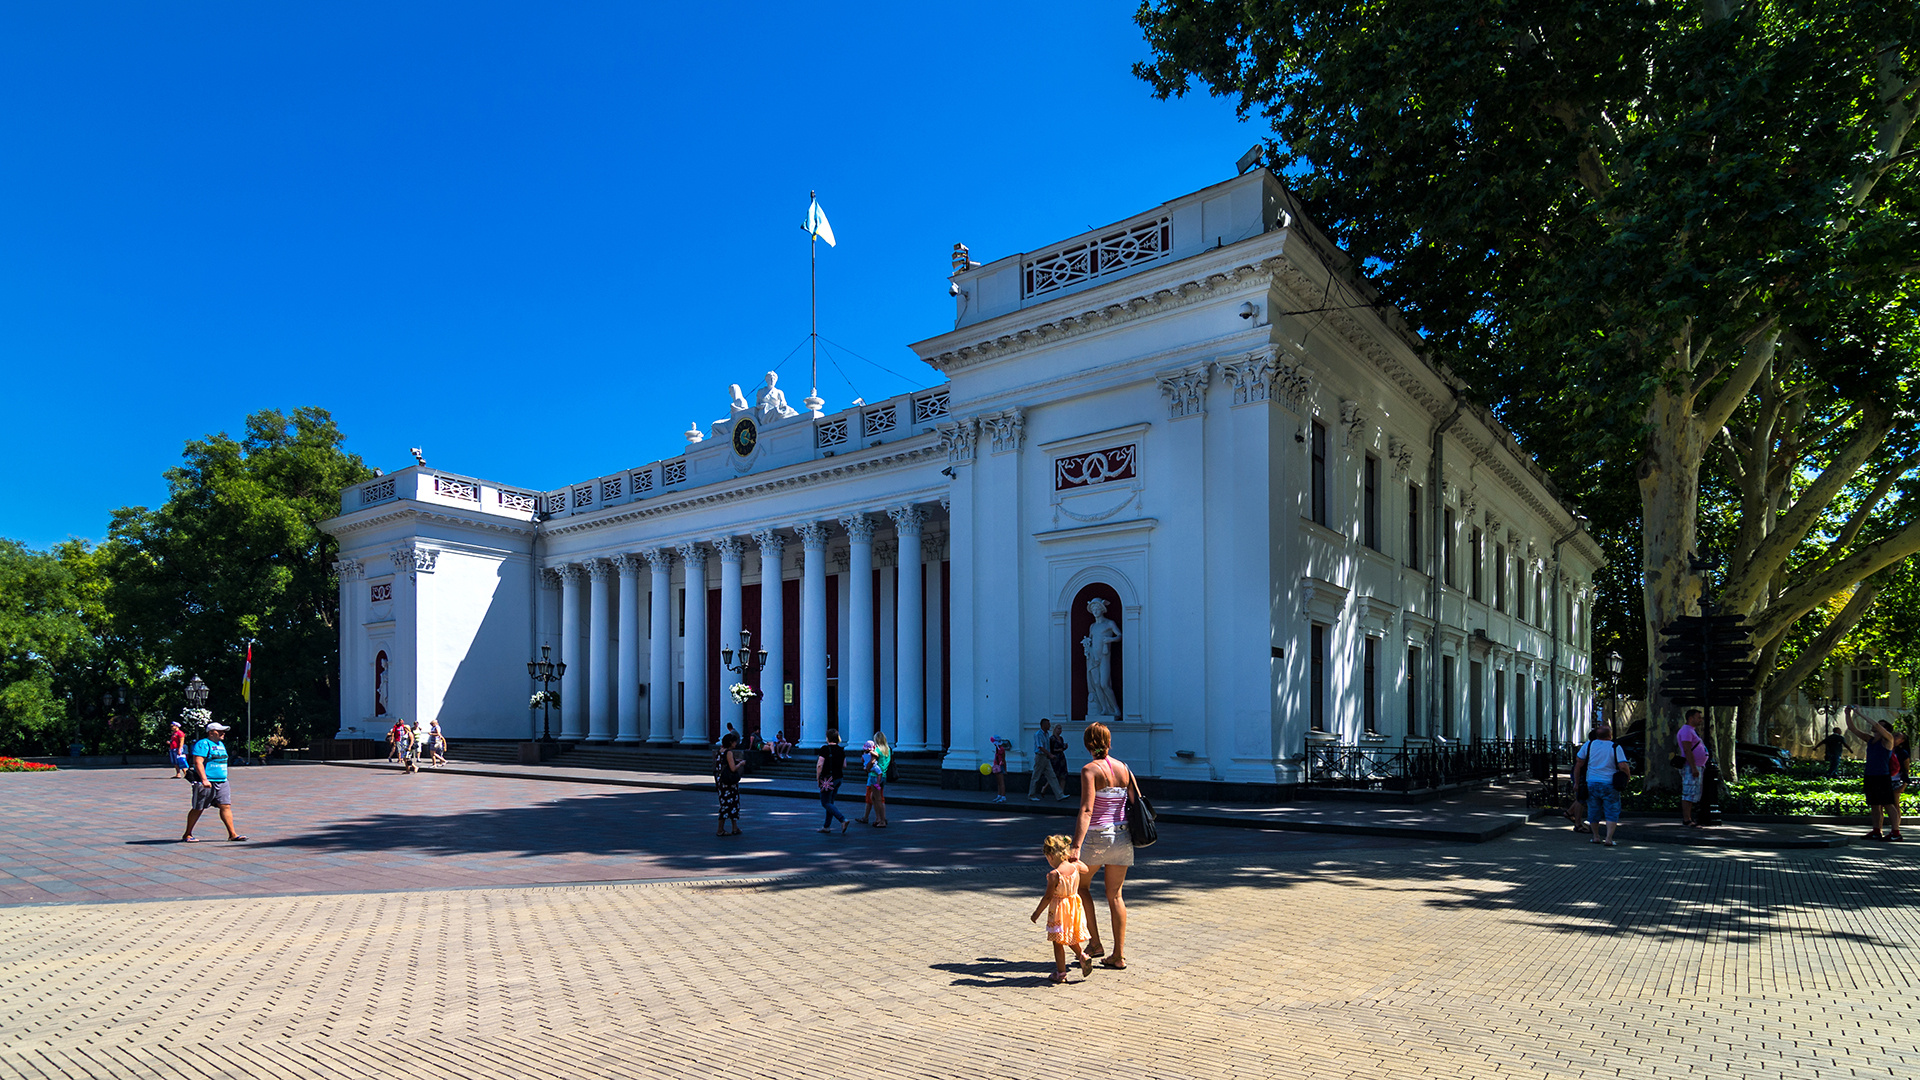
left=0, top=757, right=58, bottom=773
left=182, top=707, right=213, bottom=727
left=529, top=691, right=560, bottom=710
left=728, top=683, right=758, bottom=705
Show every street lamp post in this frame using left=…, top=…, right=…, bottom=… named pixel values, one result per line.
left=527, top=645, right=564, bottom=743
left=721, top=629, right=768, bottom=744
left=1607, top=650, right=1624, bottom=731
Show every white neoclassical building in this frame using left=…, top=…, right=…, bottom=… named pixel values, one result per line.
left=321, top=168, right=1603, bottom=786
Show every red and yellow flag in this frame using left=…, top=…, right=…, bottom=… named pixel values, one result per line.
left=242, top=644, right=252, bottom=703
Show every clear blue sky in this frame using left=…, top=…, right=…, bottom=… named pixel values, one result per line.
left=0, top=2, right=1253, bottom=550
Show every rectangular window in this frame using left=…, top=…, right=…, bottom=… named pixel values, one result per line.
left=678, top=587, right=686, bottom=636
left=1311, top=421, right=1329, bottom=527
left=1407, top=483, right=1422, bottom=568
left=1310, top=623, right=1327, bottom=731
left=1494, top=676, right=1506, bottom=741
left=1534, top=680, right=1544, bottom=739
left=1443, top=509, right=1456, bottom=588
left=1442, top=656, right=1456, bottom=739
left=1515, top=671, right=1527, bottom=738
left=1407, top=646, right=1423, bottom=736
left=1363, top=455, right=1379, bottom=551
left=1470, top=660, right=1485, bottom=740
left=1494, top=543, right=1506, bottom=611
left=1470, top=527, right=1483, bottom=601
left=1363, top=637, right=1379, bottom=734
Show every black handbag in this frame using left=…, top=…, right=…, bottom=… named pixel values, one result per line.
left=1125, top=771, right=1158, bottom=848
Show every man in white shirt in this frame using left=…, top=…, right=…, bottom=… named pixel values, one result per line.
left=1028, top=718, right=1065, bottom=800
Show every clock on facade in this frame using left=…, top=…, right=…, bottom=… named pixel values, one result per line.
left=731, top=418, right=758, bottom=457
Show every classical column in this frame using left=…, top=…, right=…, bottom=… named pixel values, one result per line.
left=645, top=548, right=675, bottom=743
left=841, top=513, right=876, bottom=740
left=715, top=536, right=745, bottom=741
left=678, top=542, right=709, bottom=745
left=614, top=554, right=644, bottom=744
left=556, top=564, right=585, bottom=740
left=891, top=506, right=927, bottom=750
left=753, top=529, right=787, bottom=743
left=332, top=558, right=362, bottom=734
left=587, top=559, right=614, bottom=742
left=798, top=521, right=833, bottom=745
left=877, top=554, right=897, bottom=744
left=923, top=539, right=945, bottom=749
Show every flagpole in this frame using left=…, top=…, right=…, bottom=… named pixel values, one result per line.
left=809, top=189, right=818, bottom=402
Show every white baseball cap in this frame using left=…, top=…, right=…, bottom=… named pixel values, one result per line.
left=205, top=722, right=230, bottom=733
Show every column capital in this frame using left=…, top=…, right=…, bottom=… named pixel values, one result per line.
left=611, top=553, right=645, bottom=575
left=332, top=557, right=363, bottom=581
left=887, top=504, right=927, bottom=535
left=713, top=535, right=746, bottom=563
left=752, top=528, right=785, bottom=558
left=675, top=541, right=707, bottom=569
left=796, top=521, right=832, bottom=548
left=840, top=513, right=877, bottom=542
left=551, top=563, right=585, bottom=585
left=643, top=547, right=674, bottom=572
left=587, top=558, right=614, bottom=583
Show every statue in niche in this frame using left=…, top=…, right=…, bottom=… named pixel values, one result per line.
left=374, top=651, right=389, bottom=717
left=1080, top=598, right=1122, bottom=718
left=757, top=371, right=798, bottom=420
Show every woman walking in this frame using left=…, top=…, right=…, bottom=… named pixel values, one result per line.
left=858, top=732, right=891, bottom=828
left=1069, top=721, right=1134, bottom=970
left=427, top=719, right=448, bottom=768
left=816, top=728, right=850, bottom=834
left=714, top=732, right=745, bottom=836
left=1576, top=722, right=1630, bottom=846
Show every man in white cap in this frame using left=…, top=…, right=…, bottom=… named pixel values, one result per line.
left=182, top=722, right=247, bottom=842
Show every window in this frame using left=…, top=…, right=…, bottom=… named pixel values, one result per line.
left=1494, top=543, right=1506, bottom=612
left=1363, top=637, right=1379, bottom=734
left=678, top=588, right=686, bottom=636
left=1470, top=660, right=1485, bottom=740
left=1470, top=528, right=1484, bottom=601
left=1534, top=680, right=1545, bottom=739
left=1515, top=671, right=1527, bottom=738
left=1363, top=455, right=1379, bottom=551
left=1310, top=420, right=1329, bottom=527
left=1310, top=624, right=1327, bottom=731
left=1494, top=676, right=1506, bottom=741
left=1443, top=509, right=1456, bottom=588
left=1442, top=656, right=1456, bottom=738
left=1852, top=668, right=1891, bottom=707
left=1407, top=646, right=1423, bottom=736
left=1407, top=483, right=1422, bottom=568
left=1535, top=578, right=1545, bottom=626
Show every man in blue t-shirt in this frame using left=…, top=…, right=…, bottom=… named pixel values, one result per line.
left=182, top=722, right=247, bottom=842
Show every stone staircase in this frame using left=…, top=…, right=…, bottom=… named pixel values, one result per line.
left=442, top=740, right=945, bottom=786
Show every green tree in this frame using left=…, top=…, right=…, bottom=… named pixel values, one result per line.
left=106, top=407, right=373, bottom=746
left=1136, top=0, right=1919, bottom=783
left=0, top=539, right=89, bottom=754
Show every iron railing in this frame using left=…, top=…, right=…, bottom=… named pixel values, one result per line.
left=1302, top=737, right=1573, bottom=792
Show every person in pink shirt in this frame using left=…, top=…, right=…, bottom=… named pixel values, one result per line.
left=1676, top=708, right=1710, bottom=828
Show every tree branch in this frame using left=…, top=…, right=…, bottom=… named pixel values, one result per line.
left=1759, top=580, right=1883, bottom=716
left=1748, top=517, right=1920, bottom=644
left=1695, top=324, right=1779, bottom=440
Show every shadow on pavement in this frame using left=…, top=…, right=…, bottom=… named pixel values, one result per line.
left=930, top=957, right=1066, bottom=988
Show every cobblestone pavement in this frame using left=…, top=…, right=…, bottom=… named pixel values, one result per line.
left=2, top=769, right=1916, bottom=1079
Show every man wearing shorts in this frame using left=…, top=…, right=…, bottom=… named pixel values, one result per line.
left=182, top=722, right=247, bottom=842
left=1676, top=709, right=1709, bottom=828
left=1847, top=707, right=1902, bottom=841
left=167, top=721, right=188, bottom=779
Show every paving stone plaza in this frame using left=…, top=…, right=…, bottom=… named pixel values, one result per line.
left=2, top=764, right=1916, bottom=1079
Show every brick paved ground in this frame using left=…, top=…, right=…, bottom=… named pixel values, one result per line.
left=1, top=767, right=1916, bottom=1079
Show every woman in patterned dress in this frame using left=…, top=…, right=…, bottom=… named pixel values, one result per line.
left=714, top=732, right=744, bottom=836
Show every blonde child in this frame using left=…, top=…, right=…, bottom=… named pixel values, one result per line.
left=1029, top=834, right=1093, bottom=983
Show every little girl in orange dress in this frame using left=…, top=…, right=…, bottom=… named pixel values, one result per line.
left=1029, top=834, right=1093, bottom=983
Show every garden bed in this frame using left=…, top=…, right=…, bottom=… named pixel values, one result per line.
left=0, top=757, right=58, bottom=772
left=1624, top=773, right=1917, bottom=817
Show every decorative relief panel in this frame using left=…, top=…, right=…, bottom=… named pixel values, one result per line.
left=663, top=460, right=688, bottom=486
left=546, top=493, right=568, bottom=515
left=601, top=477, right=622, bottom=502
left=498, top=489, right=536, bottom=513
left=432, top=476, right=478, bottom=502
left=863, top=404, right=898, bottom=439
left=632, top=468, right=654, bottom=494
left=389, top=545, right=439, bottom=581
left=1156, top=363, right=1211, bottom=420
left=1339, top=400, right=1368, bottom=449
left=1023, top=216, right=1171, bottom=299
left=1054, top=445, right=1137, bottom=492
left=1386, top=436, right=1415, bottom=478
left=361, top=477, right=396, bottom=505
left=332, top=558, right=362, bottom=581
left=816, top=415, right=850, bottom=450
left=981, top=408, right=1025, bottom=454
left=370, top=582, right=392, bottom=603
left=571, top=486, right=593, bottom=508
left=912, top=390, right=951, bottom=424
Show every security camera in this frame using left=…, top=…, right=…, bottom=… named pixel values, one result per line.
left=948, top=282, right=960, bottom=297
left=940, top=467, right=955, bottom=479
left=1239, top=302, right=1258, bottom=320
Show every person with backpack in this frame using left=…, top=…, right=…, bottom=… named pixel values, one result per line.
left=1576, top=722, right=1631, bottom=847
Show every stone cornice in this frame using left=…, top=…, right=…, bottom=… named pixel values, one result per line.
left=322, top=504, right=535, bottom=541
left=544, top=439, right=944, bottom=539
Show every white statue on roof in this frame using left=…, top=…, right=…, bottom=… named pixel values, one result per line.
left=757, top=371, right=798, bottom=421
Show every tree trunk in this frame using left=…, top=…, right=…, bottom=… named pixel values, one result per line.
left=1637, top=382, right=1705, bottom=795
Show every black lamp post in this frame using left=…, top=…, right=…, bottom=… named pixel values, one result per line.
left=721, top=630, right=769, bottom=743
left=185, top=675, right=209, bottom=713
left=527, top=645, right=564, bottom=742
left=1606, top=650, right=1624, bottom=730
